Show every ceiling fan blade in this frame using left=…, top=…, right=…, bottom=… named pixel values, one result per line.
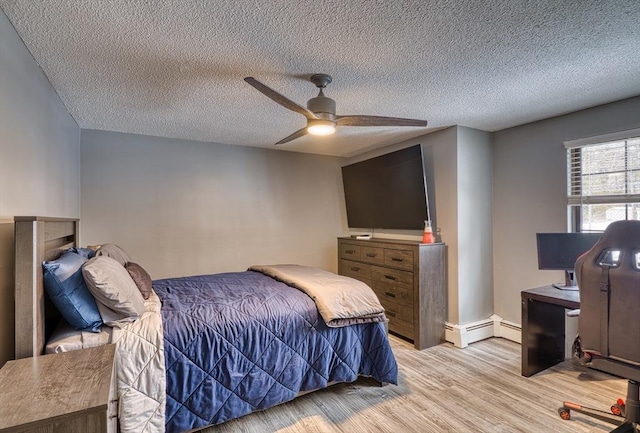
left=275, top=127, right=308, bottom=145
left=244, top=77, right=318, bottom=120
left=336, top=115, right=428, bottom=127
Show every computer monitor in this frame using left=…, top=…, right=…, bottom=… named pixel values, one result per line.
left=536, top=232, right=602, bottom=290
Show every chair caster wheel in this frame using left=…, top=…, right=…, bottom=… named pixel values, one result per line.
left=611, top=398, right=625, bottom=417
left=558, top=407, right=571, bottom=420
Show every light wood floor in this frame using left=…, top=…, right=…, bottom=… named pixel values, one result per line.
left=201, top=336, right=630, bottom=433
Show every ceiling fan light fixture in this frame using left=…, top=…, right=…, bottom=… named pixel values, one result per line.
left=244, top=75, right=427, bottom=145
left=307, top=119, right=336, bottom=136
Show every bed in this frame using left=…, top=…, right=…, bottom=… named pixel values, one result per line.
left=14, top=217, right=398, bottom=433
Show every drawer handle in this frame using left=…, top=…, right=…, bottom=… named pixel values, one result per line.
left=384, top=275, right=396, bottom=281
left=391, top=257, right=404, bottom=262
left=387, top=311, right=396, bottom=317
left=385, top=292, right=396, bottom=298
left=109, top=399, right=118, bottom=419
left=350, top=266, right=360, bottom=272
left=346, top=249, right=356, bottom=254
left=366, top=253, right=377, bottom=257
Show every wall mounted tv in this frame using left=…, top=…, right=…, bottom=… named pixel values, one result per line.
left=341, top=144, right=429, bottom=230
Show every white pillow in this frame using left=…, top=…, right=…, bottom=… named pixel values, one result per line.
left=82, top=256, right=145, bottom=326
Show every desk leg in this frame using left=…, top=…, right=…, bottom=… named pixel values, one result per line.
left=522, top=296, right=567, bottom=377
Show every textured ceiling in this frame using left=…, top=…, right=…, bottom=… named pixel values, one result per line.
left=1, top=0, right=639, bottom=157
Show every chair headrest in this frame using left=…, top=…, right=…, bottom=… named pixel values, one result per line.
left=591, top=220, right=640, bottom=252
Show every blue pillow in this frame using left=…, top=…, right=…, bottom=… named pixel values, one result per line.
left=42, top=251, right=103, bottom=332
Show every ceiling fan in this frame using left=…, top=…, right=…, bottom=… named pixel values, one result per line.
left=244, top=74, right=428, bottom=145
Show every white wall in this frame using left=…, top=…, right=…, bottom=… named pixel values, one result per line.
left=0, top=10, right=80, bottom=365
left=492, top=96, right=640, bottom=324
left=80, top=130, right=347, bottom=279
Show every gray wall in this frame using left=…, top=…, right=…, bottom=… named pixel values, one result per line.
left=492, top=96, right=640, bottom=324
left=80, top=130, right=347, bottom=279
left=344, top=126, right=493, bottom=326
left=457, top=126, right=493, bottom=324
left=2, top=3, right=638, bottom=364
left=423, top=128, right=460, bottom=324
left=0, top=10, right=80, bottom=366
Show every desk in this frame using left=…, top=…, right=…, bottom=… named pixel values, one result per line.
left=521, top=285, right=580, bottom=377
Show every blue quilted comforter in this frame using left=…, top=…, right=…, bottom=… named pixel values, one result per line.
left=154, top=271, right=398, bottom=433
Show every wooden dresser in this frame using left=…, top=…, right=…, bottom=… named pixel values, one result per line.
left=0, top=344, right=117, bottom=433
left=338, top=237, right=446, bottom=349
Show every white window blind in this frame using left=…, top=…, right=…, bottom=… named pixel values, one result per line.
left=564, top=128, right=640, bottom=230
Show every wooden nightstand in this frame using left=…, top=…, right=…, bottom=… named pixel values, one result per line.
left=0, top=344, right=117, bottom=433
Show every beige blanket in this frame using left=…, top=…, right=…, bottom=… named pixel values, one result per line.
left=45, top=292, right=166, bottom=433
left=249, top=264, right=386, bottom=327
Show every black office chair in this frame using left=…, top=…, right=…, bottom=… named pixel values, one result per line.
left=558, top=220, right=640, bottom=432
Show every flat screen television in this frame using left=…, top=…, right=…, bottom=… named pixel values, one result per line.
left=341, top=144, right=429, bottom=230
left=536, top=232, right=602, bottom=290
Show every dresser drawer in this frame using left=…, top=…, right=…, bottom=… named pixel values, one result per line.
left=341, top=259, right=372, bottom=280
left=380, top=298, right=413, bottom=333
left=384, top=248, right=414, bottom=271
left=373, top=280, right=413, bottom=308
left=372, top=265, right=413, bottom=288
left=340, top=243, right=361, bottom=260
left=361, top=246, right=384, bottom=265
left=348, top=275, right=373, bottom=288
left=388, top=319, right=414, bottom=340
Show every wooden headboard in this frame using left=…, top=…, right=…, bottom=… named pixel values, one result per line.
left=14, top=216, right=79, bottom=359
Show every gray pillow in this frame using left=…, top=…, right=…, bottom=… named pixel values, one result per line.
left=82, top=256, right=145, bottom=326
left=95, top=243, right=131, bottom=266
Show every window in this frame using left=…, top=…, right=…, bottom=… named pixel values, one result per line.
left=565, top=129, right=640, bottom=232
